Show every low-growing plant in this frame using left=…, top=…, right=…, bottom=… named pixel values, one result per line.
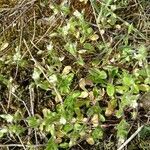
left=0, top=0, right=149, bottom=149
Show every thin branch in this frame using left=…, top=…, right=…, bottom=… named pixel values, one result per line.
left=89, top=0, right=106, bottom=43
left=29, top=85, right=35, bottom=116
left=23, top=39, right=63, bottom=104
left=117, top=125, right=144, bottom=150
left=31, top=10, right=36, bottom=42
left=11, top=92, right=31, bottom=117
left=7, top=78, right=13, bottom=111
left=21, top=14, right=61, bottom=60
left=0, top=144, right=46, bottom=148
left=0, top=0, right=36, bottom=36
left=17, top=135, right=27, bottom=150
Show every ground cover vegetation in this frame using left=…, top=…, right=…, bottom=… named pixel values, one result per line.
left=0, top=0, right=150, bottom=149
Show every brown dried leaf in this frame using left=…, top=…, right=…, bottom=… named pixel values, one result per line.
left=79, top=91, right=89, bottom=98
left=91, top=114, right=99, bottom=127
left=89, top=91, right=95, bottom=101
left=0, top=42, right=9, bottom=51
left=79, top=78, right=86, bottom=91
left=62, top=66, right=72, bottom=75
left=79, top=78, right=93, bottom=91
left=89, top=34, right=99, bottom=41
left=86, top=137, right=95, bottom=145
left=105, top=99, right=117, bottom=117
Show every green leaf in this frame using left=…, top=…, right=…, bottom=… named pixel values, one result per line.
left=40, top=111, right=58, bottom=132
left=89, top=68, right=107, bottom=83
left=93, top=87, right=99, bottom=97
left=0, top=114, right=13, bottom=123
left=74, top=123, right=82, bottom=131
left=14, top=110, right=22, bottom=121
left=87, top=105, right=102, bottom=117
left=138, top=84, right=150, bottom=92
left=132, top=84, right=139, bottom=93
left=77, top=55, right=85, bottom=66
left=64, top=91, right=80, bottom=116
left=123, top=74, right=134, bottom=86
left=116, top=119, right=129, bottom=139
left=80, top=36, right=86, bottom=43
left=99, top=114, right=105, bottom=122
left=145, top=77, right=150, bottom=84
left=61, top=5, right=70, bottom=15
left=83, top=43, right=95, bottom=51
left=134, top=45, right=147, bottom=61
left=116, top=93, right=139, bottom=118
left=92, top=127, right=103, bottom=140
left=116, top=107, right=123, bottom=118
left=105, top=0, right=113, bottom=5
left=0, top=128, right=8, bottom=138
left=46, top=137, right=58, bottom=150
left=27, top=116, right=40, bottom=128
left=59, top=142, right=69, bottom=148
left=58, top=73, right=74, bottom=94
left=140, top=125, right=150, bottom=140
left=128, top=23, right=133, bottom=34
left=65, top=42, right=77, bottom=57
left=63, top=124, right=73, bottom=133
left=0, top=74, right=9, bottom=85
left=116, top=86, right=128, bottom=94
left=9, top=125, right=25, bottom=135
left=106, top=84, right=115, bottom=97
left=37, top=80, right=50, bottom=90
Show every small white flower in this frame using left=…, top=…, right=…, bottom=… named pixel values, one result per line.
left=46, top=43, right=53, bottom=51
left=131, top=100, right=138, bottom=108
left=60, top=117, right=66, bottom=125
left=49, top=74, right=57, bottom=83
left=73, top=10, right=82, bottom=18
left=32, top=68, right=40, bottom=80
left=59, top=56, right=65, bottom=61
left=111, top=5, right=116, bottom=11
